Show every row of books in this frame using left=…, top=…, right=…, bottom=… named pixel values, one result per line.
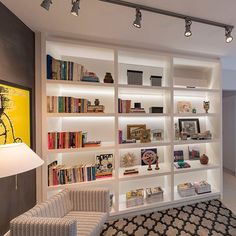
left=48, top=132, right=84, bottom=149
left=118, top=99, right=146, bottom=113
left=48, top=161, right=97, bottom=186
left=47, top=96, right=89, bottom=113
left=47, top=55, right=85, bottom=81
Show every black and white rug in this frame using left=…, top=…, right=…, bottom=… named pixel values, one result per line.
left=102, top=200, right=236, bottom=236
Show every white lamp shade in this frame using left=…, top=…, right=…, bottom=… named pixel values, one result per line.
left=0, top=143, right=44, bottom=178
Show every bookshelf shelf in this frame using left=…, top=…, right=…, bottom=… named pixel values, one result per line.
left=47, top=177, right=115, bottom=191
left=173, top=113, right=218, bottom=117
left=119, top=141, right=171, bottom=149
left=174, top=160, right=220, bottom=174
left=119, top=163, right=171, bottom=181
left=39, top=38, right=222, bottom=216
left=47, top=113, right=115, bottom=118
left=174, top=139, right=220, bottom=146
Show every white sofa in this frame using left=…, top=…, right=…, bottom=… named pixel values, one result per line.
left=9, top=188, right=110, bottom=236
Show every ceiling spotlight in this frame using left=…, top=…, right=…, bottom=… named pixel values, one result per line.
left=225, top=26, right=233, bottom=43
left=71, top=0, right=80, bottom=16
left=40, top=0, right=52, bottom=11
left=185, top=18, right=192, bottom=37
left=133, top=8, right=142, bottom=28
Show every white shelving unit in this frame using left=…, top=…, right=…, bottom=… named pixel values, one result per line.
left=39, top=37, right=222, bottom=216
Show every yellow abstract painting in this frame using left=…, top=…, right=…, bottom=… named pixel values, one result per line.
left=0, top=82, right=31, bottom=146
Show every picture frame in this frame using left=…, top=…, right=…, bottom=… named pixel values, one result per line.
left=0, top=80, right=32, bottom=146
left=178, top=118, right=200, bottom=137
left=140, top=129, right=151, bottom=143
left=151, top=129, right=164, bottom=141
left=177, top=101, right=192, bottom=113
left=188, top=146, right=200, bottom=160
left=127, top=124, right=146, bottom=140
left=141, top=148, right=157, bottom=166
left=174, top=150, right=184, bottom=162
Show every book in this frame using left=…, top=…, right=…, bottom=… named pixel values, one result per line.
left=123, top=168, right=139, bottom=175
left=174, top=150, right=184, bottom=162
left=174, top=161, right=191, bottom=169
left=95, top=153, right=113, bottom=178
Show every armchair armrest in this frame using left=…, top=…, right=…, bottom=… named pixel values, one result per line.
left=10, top=216, right=77, bottom=236
left=70, top=188, right=110, bottom=213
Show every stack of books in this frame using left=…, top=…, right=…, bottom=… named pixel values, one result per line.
left=83, top=141, right=101, bottom=148
left=48, top=163, right=97, bottom=186
left=81, top=72, right=100, bottom=83
left=126, top=189, right=144, bottom=208
left=47, top=96, right=88, bottom=113
left=174, top=161, right=191, bottom=169
left=129, top=107, right=146, bottom=113
left=146, top=187, right=164, bottom=204
left=48, top=131, right=84, bottom=149
left=118, top=99, right=131, bottom=113
left=193, top=181, right=211, bottom=194
left=87, top=105, right=105, bottom=113
left=177, top=183, right=196, bottom=197
left=47, top=55, right=84, bottom=81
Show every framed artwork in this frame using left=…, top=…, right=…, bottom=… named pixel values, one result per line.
left=0, top=81, right=31, bottom=146
left=127, top=124, right=146, bottom=140
left=178, top=118, right=200, bottom=137
left=177, top=101, right=192, bottom=113
left=141, top=148, right=157, bottom=166
left=188, top=146, right=200, bottom=160
left=151, top=129, right=164, bottom=141
left=140, top=129, right=151, bottom=143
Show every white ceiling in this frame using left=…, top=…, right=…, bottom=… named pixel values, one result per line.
left=2, top=0, right=236, bottom=69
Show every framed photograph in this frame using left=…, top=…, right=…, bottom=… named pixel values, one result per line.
left=95, top=153, right=113, bottom=177
left=127, top=124, right=146, bottom=140
left=141, top=148, right=157, bottom=166
left=140, top=129, right=151, bottom=143
left=188, top=146, right=200, bottom=160
left=0, top=80, right=31, bottom=146
left=177, top=101, right=192, bottom=113
left=178, top=119, right=200, bottom=137
left=151, top=129, right=164, bottom=141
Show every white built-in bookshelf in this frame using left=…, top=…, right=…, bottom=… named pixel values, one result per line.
left=39, top=38, right=222, bottom=216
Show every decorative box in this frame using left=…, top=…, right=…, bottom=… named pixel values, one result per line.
left=127, top=70, right=143, bottom=85
left=150, top=75, right=162, bottom=86
left=126, top=189, right=144, bottom=208
left=149, top=107, right=163, bottom=113
left=177, top=183, right=196, bottom=197
left=146, top=187, right=164, bottom=204
left=193, top=181, right=211, bottom=194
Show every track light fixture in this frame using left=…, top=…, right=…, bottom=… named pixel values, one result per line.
left=225, top=26, right=233, bottom=43
left=71, top=0, right=80, bottom=16
left=184, top=18, right=192, bottom=37
left=99, top=0, right=234, bottom=43
left=133, top=8, right=142, bottom=28
left=40, top=0, right=52, bottom=11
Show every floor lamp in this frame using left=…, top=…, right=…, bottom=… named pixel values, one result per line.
left=0, top=143, right=44, bottom=189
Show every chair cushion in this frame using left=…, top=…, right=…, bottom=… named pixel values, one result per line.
left=64, top=211, right=108, bottom=236
left=23, top=189, right=73, bottom=218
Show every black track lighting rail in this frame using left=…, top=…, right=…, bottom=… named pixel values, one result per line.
left=99, top=0, right=234, bottom=30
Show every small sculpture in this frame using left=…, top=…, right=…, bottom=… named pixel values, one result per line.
left=200, top=154, right=209, bottom=165
left=192, top=108, right=197, bottom=114
left=147, top=158, right=152, bottom=171
left=155, top=156, right=160, bottom=170
left=103, top=72, right=114, bottom=83
left=94, top=99, right=100, bottom=106
left=203, top=101, right=210, bottom=113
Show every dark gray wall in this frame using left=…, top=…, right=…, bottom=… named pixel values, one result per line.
left=0, top=3, right=35, bottom=235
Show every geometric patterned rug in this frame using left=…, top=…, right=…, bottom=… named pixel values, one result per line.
left=101, top=200, right=236, bottom=236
